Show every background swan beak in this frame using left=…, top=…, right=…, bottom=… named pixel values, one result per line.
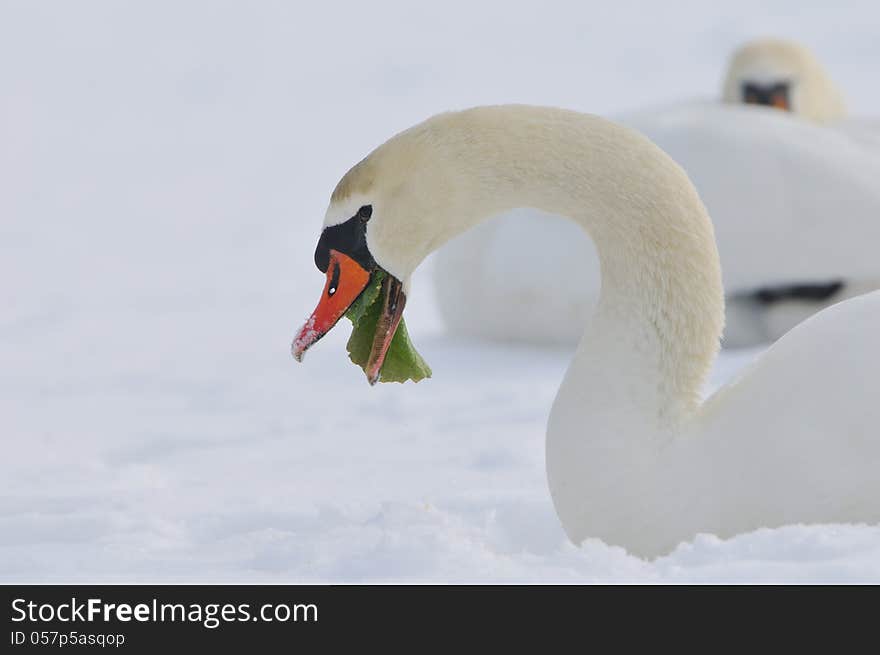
left=291, top=249, right=371, bottom=361
left=771, top=93, right=790, bottom=110
left=365, top=275, right=406, bottom=385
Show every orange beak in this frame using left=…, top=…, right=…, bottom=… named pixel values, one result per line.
left=771, top=91, right=790, bottom=110
left=291, top=249, right=371, bottom=362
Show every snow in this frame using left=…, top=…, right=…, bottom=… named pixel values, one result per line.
left=3, top=1, right=880, bottom=582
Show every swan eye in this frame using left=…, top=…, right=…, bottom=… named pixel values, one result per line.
left=358, top=205, right=373, bottom=221
left=328, top=260, right=340, bottom=297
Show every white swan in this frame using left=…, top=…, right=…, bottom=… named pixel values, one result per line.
left=434, top=40, right=880, bottom=347
left=292, top=105, right=880, bottom=558
left=722, top=38, right=846, bottom=123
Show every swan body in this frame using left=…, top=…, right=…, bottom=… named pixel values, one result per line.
left=301, top=105, right=880, bottom=558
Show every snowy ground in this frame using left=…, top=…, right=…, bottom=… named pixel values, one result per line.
left=3, top=1, right=880, bottom=582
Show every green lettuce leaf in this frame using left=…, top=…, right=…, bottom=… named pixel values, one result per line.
left=344, top=271, right=432, bottom=384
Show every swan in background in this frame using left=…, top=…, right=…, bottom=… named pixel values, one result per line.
left=293, top=106, right=880, bottom=558
left=434, top=39, right=880, bottom=347
left=722, top=38, right=846, bottom=122
left=722, top=38, right=880, bottom=145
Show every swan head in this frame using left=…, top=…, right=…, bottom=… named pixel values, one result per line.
left=721, top=38, right=845, bottom=122
left=291, top=114, right=475, bottom=381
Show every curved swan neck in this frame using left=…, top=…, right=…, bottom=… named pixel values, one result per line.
left=407, top=106, right=724, bottom=427
left=331, top=106, right=724, bottom=426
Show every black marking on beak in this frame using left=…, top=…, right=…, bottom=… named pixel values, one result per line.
left=742, top=82, right=791, bottom=110
left=315, top=205, right=375, bottom=273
